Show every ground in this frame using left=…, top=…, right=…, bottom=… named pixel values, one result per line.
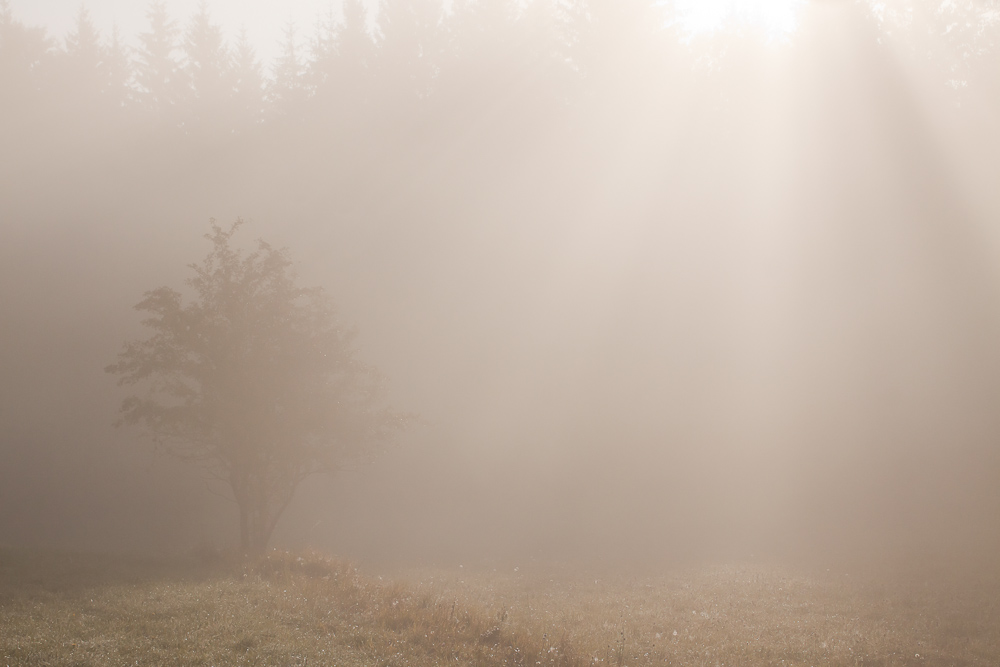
left=1, top=548, right=997, bottom=666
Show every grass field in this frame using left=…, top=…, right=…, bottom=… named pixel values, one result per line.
left=1, top=548, right=997, bottom=666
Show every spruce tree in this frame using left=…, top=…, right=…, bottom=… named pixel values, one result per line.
left=103, top=24, right=133, bottom=111
left=269, top=22, right=307, bottom=115
left=375, top=0, right=441, bottom=102
left=136, top=1, right=185, bottom=123
left=61, top=6, right=104, bottom=109
left=230, top=26, right=265, bottom=131
left=183, top=1, right=229, bottom=134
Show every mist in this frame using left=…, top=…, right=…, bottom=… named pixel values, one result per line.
left=2, top=0, right=1000, bottom=577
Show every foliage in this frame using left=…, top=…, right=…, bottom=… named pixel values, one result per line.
left=106, top=221, right=409, bottom=554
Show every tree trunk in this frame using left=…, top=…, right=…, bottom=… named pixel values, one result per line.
left=235, top=479, right=282, bottom=557
left=232, top=462, right=296, bottom=557
left=233, top=466, right=268, bottom=557
left=239, top=502, right=250, bottom=554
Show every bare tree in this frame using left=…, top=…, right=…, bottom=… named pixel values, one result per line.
left=107, top=220, right=410, bottom=555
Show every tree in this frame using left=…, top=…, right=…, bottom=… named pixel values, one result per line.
left=107, top=221, right=410, bottom=555
left=103, top=24, right=133, bottom=112
left=182, top=2, right=229, bottom=135
left=135, top=1, right=185, bottom=123
left=306, top=0, right=377, bottom=117
left=269, top=22, right=307, bottom=115
left=229, top=26, right=265, bottom=132
left=375, top=0, right=442, bottom=103
left=57, top=7, right=129, bottom=133
left=307, top=5, right=339, bottom=97
left=62, top=5, right=103, bottom=105
left=0, top=0, right=53, bottom=121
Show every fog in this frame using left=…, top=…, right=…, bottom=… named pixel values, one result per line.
left=2, top=0, right=1000, bottom=573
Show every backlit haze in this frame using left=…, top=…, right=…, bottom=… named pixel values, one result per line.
left=13, top=0, right=810, bottom=64
left=2, top=0, right=1000, bottom=576
left=673, top=0, right=805, bottom=38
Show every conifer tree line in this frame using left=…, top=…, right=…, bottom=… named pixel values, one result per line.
left=1, top=0, right=655, bottom=141
left=2, top=0, right=998, bottom=146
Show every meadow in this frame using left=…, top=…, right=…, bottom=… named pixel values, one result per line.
left=1, top=548, right=997, bottom=666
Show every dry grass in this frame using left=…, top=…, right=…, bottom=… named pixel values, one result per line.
left=0, top=548, right=578, bottom=667
left=390, top=561, right=1000, bottom=667
left=1, top=548, right=997, bottom=666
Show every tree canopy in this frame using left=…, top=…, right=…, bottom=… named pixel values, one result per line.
left=106, top=221, right=410, bottom=555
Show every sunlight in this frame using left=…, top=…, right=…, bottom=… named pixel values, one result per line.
left=672, top=0, right=807, bottom=39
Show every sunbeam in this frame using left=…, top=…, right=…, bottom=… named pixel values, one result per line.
left=672, top=0, right=807, bottom=39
